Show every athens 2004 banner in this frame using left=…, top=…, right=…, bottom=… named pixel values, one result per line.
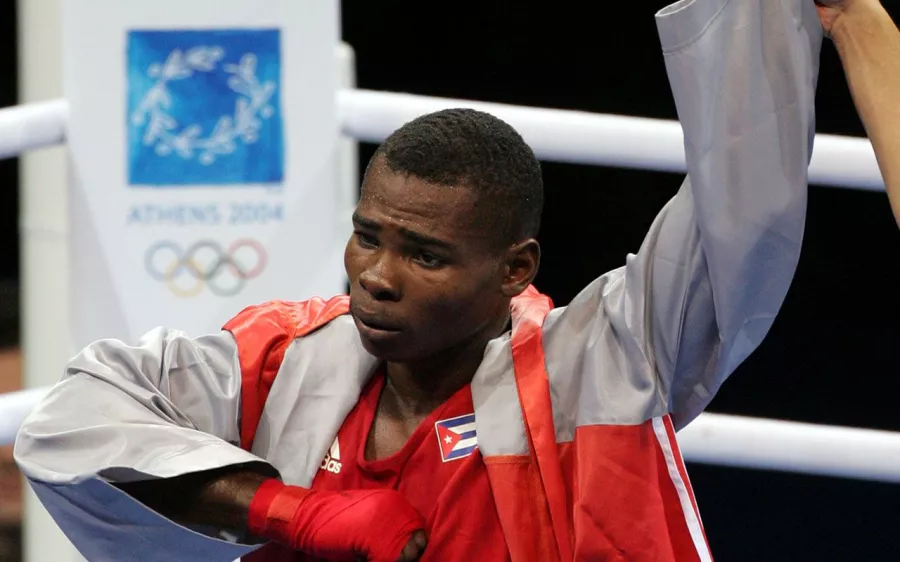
left=63, top=0, right=346, bottom=346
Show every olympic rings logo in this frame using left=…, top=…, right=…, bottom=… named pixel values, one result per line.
left=145, top=239, right=267, bottom=298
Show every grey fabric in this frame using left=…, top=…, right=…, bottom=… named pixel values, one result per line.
left=251, top=316, right=377, bottom=486
left=15, top=329, right=265, bottom=559
left=541, top=0, right=823, bottom=437
left=469, top=332, right=529, bottom=457
left=15, top=329, right=255, bottom=484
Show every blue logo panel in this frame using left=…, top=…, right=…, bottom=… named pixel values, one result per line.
left=127, top=29, right=284, bottom=186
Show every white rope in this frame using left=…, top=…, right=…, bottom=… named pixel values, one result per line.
left=2, top=386, right=900, bottom=483
left=339, top=89, right=885, bottom=191
left=0, top=99, right=67, bottom=159
left=0, top=387, right=49, bottom=449
left=338, top=90, right=689, bottom=175
left=0, top=90, right=886, bottom=191
left=677, top=413, right=900, bottom=483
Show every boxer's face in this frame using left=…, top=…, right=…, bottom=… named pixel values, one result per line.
left=345, top=156, right=537, bottom=363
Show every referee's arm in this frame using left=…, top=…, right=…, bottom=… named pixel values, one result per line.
left=823, top=0, right=900, bottom=224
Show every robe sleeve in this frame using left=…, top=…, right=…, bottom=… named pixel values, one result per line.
left=15, top=327, right=269, bottom=561
left=542, top=0, right=823, bottom=429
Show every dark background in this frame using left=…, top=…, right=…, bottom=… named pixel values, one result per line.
left=3, top=1, right=900, bottom=560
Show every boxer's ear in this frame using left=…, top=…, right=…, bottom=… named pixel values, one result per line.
left=500, top=239, right=540, bottom=298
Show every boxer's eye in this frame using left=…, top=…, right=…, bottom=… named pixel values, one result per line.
left=415, top=251, right=445, bottom=269
left=355, top=231, right=379, bottom=249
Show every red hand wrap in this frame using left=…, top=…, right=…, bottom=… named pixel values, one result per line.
left=248, top=479, right=424, bottom=562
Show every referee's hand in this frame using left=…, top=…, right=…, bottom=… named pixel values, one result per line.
left=815, top=0, right=881, bottom=37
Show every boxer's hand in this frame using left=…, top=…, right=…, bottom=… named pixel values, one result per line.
left=248, top=479, right=426, bottom=562
left=398, top=531, right=428, bottom=562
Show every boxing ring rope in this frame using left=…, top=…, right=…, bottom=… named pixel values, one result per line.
left=0, top=90, right=886, bottom=190
left=0, top=80, right=897, bottom=484
left=339, top=90, right=886, bottom=191
left=0, top=99, right=67, bottom=159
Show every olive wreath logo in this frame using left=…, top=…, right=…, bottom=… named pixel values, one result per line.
left=131, top=46, right=277, bottom=165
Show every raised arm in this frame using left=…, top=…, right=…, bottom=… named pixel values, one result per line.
left=542, top=0, right=823, bottom=429
left=820, top=0, right=900, bottom=223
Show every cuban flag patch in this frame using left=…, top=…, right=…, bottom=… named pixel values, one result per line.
left=434, top=413, right=478, bottom=462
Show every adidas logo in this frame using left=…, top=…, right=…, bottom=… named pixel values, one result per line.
left=319, top=437, right=342, bottom=474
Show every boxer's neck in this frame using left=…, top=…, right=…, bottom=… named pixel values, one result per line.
left=382, top=312, right=510, bottom=418
left=364, top=313, right=508, bottom=461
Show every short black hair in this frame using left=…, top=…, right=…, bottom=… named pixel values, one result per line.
left=368, top=108, right=543, bottom=244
